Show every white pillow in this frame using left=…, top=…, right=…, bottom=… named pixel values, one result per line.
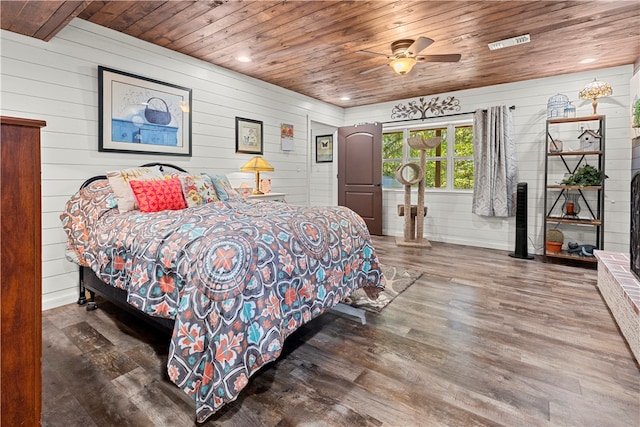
left=106, top=166, right=164, bottom=212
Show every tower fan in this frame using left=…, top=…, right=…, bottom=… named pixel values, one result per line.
left=509, top=182, right=534, bottom=259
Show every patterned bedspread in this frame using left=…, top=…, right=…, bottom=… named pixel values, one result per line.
left=60, top=179, right=385, bottom=422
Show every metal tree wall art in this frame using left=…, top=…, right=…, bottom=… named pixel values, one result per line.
left=391, top=96, right=461, bottom=120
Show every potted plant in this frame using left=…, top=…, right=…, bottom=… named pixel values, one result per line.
left=561, top=164, right=607, bottom=187
left=546, top=228, right=564, bottom=253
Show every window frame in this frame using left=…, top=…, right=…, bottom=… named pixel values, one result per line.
left=382, top=116, right=474, bottom=192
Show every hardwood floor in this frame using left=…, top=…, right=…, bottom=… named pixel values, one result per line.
left=42, top=236, right=639, bottom=426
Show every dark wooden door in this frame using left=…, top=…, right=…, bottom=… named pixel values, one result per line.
left=337, top=123, right=383, bottom=235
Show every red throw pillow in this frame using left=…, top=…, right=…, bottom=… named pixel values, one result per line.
left=129, top=178, right=187, bottom=212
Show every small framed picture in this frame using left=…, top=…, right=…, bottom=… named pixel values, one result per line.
left=316, top=134, right=333, bottom=163
left=236, top=117, right=264, bottom=154
left=98, top=66, right=192, bottom=156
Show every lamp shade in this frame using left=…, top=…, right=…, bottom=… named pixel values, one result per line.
left=579, top=78, right=612, bottom=115
left=240, top=156, right=274, bottom=172
left=390, top=57, right=417, bottom=75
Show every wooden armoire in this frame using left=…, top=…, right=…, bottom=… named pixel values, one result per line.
left=1, top=116, right=46, bottom=426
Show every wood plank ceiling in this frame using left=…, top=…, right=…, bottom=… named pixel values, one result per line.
left=1, top=1, right=639, bottom=107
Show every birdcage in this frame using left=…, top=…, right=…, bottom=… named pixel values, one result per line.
left=547, top=93, right=569, bottom=119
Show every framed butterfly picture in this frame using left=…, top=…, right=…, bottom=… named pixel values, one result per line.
left=315, top=134, right=333, bottom=163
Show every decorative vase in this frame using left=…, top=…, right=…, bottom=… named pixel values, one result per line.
left=562, top=192, right=581, bottom=218
left=546, top=241, right=563, bottom=253
left=546, top=228, right=564, bottom=253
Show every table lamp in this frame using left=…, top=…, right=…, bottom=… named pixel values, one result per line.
left=579, top=78, right=612, bottom=115
left=240, top=156, right=274, bottom=195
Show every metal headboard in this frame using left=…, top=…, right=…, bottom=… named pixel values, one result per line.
left=79, top=163, right=188, bottom=189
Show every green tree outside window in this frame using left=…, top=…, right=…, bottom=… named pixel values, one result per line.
left=382, top=132, right=404, bottom=188
left=382, top=122, right=473, bottom=190
left=453, top=126, right=473, bottom=189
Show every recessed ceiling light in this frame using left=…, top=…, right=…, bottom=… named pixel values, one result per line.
left=237, top=56, right=252, bottom=63
left=580, top=58, right=596, bottom=64
left=341, top=96, right=351, bottom=101
left=488, top=34, right=531, bottom=50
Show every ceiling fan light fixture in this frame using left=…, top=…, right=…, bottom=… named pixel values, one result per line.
left=390, top=57, right=417, bottom=75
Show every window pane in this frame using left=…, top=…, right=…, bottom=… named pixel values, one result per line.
left=454, top=126, right=473, bottom=157
left=383, top=132, right=404, bottom=159
left=454, top=159, right=474, bottom=189
left=383, top=122, right=472, bottom=191
left=409, top=128, right=447, bottom=157
left=383, top=161, right=402, bottom=188
left=424, top=159, right=447, bottom=188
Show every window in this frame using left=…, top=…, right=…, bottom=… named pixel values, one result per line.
left=382, top=120, right=473, bottom=191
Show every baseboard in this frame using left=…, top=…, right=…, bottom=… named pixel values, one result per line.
left=383, top=232, right=512, bottom=252
left=42, top=289, right=78, bottom=311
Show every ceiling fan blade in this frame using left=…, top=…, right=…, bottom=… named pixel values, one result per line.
left=359, top=64, right=389, bottom=75
left=416, top=54, right=462, bottom=63
left=407, top=37, right=434, bottom=55
left=356, top=50, right=390, bottom=58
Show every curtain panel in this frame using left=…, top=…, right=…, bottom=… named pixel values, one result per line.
left=472, top=106, right=518, bottom=217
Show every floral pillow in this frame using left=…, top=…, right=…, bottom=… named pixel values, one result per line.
left=106, top=166, right=164, bottom=212
left=129, top=178, right=187, bottom=212
left=163, top=171, right=188, bottom=179
left=179, top=174, right=219, bottom=207
left=207, top=173, right=241, bottom=201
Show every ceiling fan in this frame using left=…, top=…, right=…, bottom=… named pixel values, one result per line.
left=357, top=36, right=461, bottom=75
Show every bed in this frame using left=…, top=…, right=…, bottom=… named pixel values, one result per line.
left=60, top=163, right=385, bottom=423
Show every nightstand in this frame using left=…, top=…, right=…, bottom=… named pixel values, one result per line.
left=247, top=192, right=286, bottom=202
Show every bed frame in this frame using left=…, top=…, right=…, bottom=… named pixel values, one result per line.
left=76, top=163, right=186, bottom=331
left=74, top=162, right=367, bottom=328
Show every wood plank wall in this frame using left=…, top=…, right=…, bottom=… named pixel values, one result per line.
left=0, top=18, right=343, bottom=310
left=345, top=66, right=633, bottom=253
left=0, top=17, right=634, bottom=311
